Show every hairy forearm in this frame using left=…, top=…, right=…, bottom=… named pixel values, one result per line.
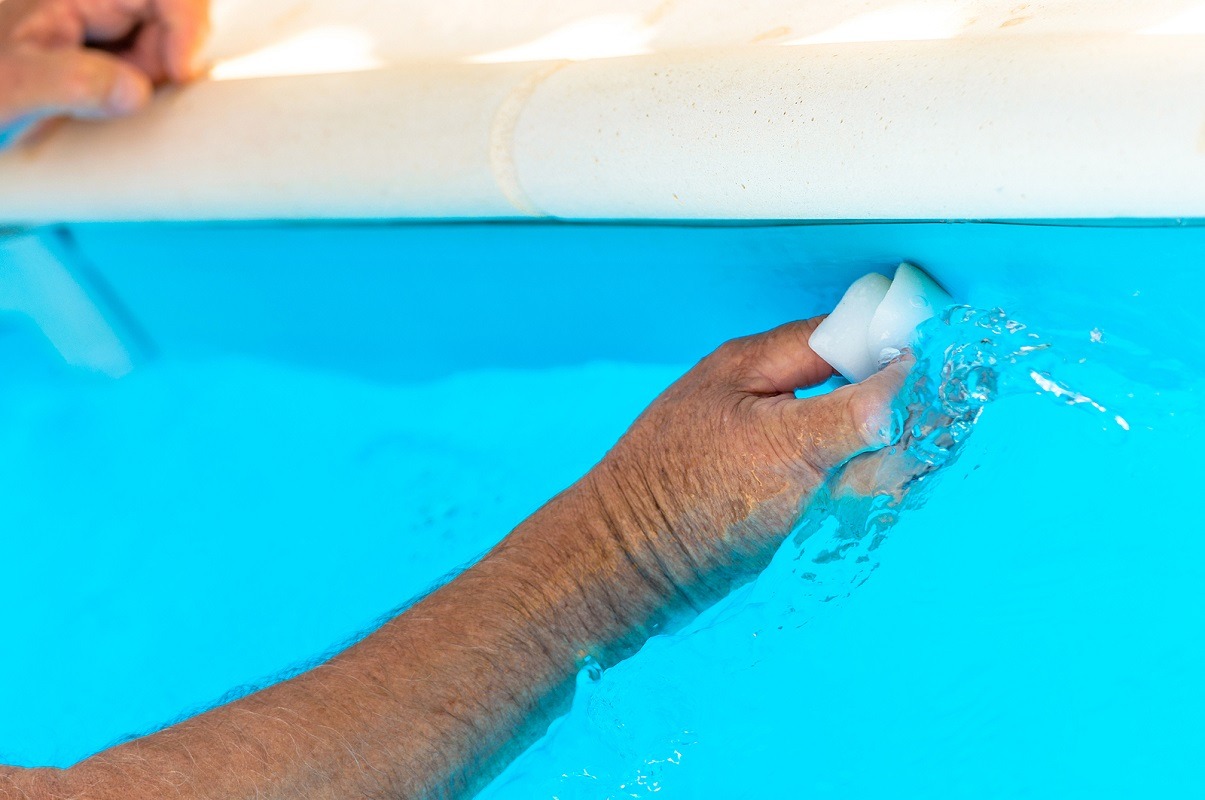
left=41, top=479, right=683, bottom=800
left=4, top=318, right=902, bottom=800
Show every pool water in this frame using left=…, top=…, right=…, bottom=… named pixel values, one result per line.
left=0, top=343, right=684, bottom=766
left=482, top=306, right=1205, bottom=798
left=2, top=220, right=1202, bottom=797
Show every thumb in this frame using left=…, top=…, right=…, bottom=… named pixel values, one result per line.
left=0, top=47, right=151, bottom=128
left=786, top=356, right=913, bottom=474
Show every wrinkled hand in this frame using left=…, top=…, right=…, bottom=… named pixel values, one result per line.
left=0, top=0, right=208, bottom=138
left=583, top=317, right=909, bottom=608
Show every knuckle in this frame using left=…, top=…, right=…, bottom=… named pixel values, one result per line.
left=712, top=336, right=753, bottom=365
left=844, top=390, right=883, bottom=448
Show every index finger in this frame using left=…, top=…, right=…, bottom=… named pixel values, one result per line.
left=149, top=0, right=209, bottom=81
left=77, top=0, right=209, bottom=82
left=731, top=317, right=837, bottom=396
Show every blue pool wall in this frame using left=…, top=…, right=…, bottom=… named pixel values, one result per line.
left=58, top=219, right=1204, bottom=384
left=1, top=218, right=1201, bottom=773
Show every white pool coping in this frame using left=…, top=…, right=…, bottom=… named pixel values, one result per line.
left=0, top=1, right=1202, bottom=223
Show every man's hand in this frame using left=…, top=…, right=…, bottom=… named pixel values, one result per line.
left=585, top=317, right=908, bottom=609
left=0, top=0, right=208, bottom=139
left=2, top=317, right=909, bottom=800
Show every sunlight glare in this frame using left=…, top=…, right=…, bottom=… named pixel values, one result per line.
left=783, top=4, right=966, bottom=45
left=469, top=14, right=655, bottom=64
left=209, top=26, right=384, bottom=81
left=1139, top=3, right=1205, bottom=34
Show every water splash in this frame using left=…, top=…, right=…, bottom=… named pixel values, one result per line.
left=785, top=305, right=1126, bottom=616
left=485, top=306, right=1138, bottom=800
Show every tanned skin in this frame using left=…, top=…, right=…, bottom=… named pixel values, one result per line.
left=1, top=317, right=906, bottom=798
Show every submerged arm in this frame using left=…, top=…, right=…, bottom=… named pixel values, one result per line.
left=4, top=318, right=906, bottom=800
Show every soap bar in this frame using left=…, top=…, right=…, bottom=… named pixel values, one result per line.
left=808, top=272, right=891, bottom=382
left=808, top=263, right=951, bottom=382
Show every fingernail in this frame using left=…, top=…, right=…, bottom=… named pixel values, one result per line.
left=866, top=360, right=912, bottom=445
left=107, top=72, right=151, bottom=114
left=879, top=356, right=914, bottom=386
left=862, top=394, right=904, bottom=447
left=877, top=347, right=903, bottom=369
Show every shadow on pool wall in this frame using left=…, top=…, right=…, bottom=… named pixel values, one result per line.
left=63, top=219, right=1203, bottom=383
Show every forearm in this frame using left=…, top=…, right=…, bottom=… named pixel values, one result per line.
left=4, top=318, right=904, bottom=800
left=54, top=479, right=683, bottom=800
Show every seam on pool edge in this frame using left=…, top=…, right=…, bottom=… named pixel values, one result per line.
left=489, top=61, right=570, bottom=218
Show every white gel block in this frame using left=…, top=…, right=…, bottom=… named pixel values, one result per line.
left=866, top=262, right=953, bottom=359
left=808, top=273, right=892, bottom=382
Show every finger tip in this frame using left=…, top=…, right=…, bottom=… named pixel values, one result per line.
left=856, top=360, right=914, bottom=446
left=861, top=400, right=904, bottom=449
left=158, top=22, right=207, bottom=83
left=191, top=57, right=213, bottom=80
left=168, top=45, right=210, bottom=82
left=877, top=358, right=913, bottom=394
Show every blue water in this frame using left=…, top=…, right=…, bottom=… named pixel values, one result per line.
left=2, top=220, right=1203, bottom=796
left=481, top=306, right=1205, bottom=798
left=0, top=341, right=684, bottom=766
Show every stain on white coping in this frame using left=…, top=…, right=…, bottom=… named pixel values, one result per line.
left=512, top=38, right=1205, bottom=220
left=0, top=63, right=547, bottom=223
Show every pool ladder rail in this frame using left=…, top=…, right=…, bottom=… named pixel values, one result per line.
left=0, top=228, right=149, bottom=378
